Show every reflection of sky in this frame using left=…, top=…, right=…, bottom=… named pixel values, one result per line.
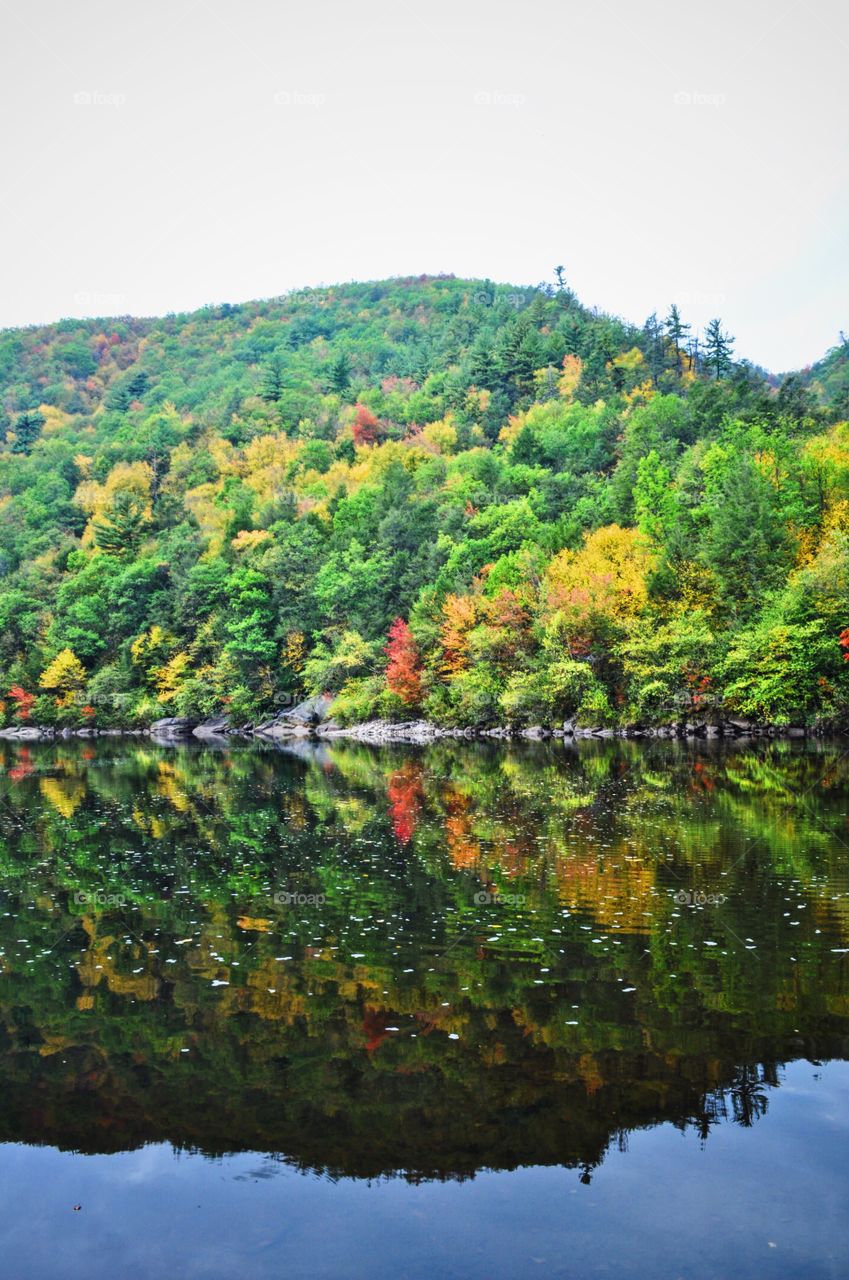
left=0, top=1059, right=846, bottom=1280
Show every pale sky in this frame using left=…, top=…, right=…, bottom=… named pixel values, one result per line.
left=1, top=0, right=847, bottom=372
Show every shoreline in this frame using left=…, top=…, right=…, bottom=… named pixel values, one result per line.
left=0, top=715, right=822, bottom=744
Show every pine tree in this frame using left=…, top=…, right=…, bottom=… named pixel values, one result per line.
left=703, top=319, right=735, bottom=380
left=328, top=350, right=352, bottom=394
left=93, top=490, right=150, bottom=555
left=643, top=313, right=665, bottom=386
left=260, top=355, right=285, bottom=402
left=10, top=410, right=44, bottom=454
left=665, top=304, right=691, bottom=372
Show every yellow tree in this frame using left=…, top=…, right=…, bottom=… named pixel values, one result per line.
left=39, top=649, right=87, bottom=707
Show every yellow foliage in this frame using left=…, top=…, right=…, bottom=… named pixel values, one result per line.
left=75, top=460, right=153, bottom=518
left=40, top=405, right=74, bottom=436
left=231, top=528, right=270, bottom=552
left=421, top=417, right=458, bottom=455
left=39, top=648, right=87, bottom=699
left=611, top=346, right=645, bottom=373
left=131, top=626, right=176, bottom=672
left=440, top=594, right=478, bottom=675
left=558, top=354, right=583, bottom=401
left=624, top=378, right=656, bottom=407
left=497, top=414, right=526, bottom=447
left=282, top=631, right=306, bottom=674
left=154, top=651, right=191, bottom=702
left=75, top=460, right=153, bottom=546
left=544, top=525, right=653, bottom=624
left=39, top=776, right=86, bottom=819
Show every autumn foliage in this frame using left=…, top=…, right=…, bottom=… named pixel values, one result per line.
left=7, top=685, right=35, bottom=721
left=352, top=404, right=381, bottom=447
left=385, top=618, right=422, bottom=706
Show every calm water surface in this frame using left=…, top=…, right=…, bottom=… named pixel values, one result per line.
left=0, top=735, right=847, bottom=1278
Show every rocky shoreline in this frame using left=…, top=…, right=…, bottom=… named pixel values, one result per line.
left=0, top=699, right=818, bottom=745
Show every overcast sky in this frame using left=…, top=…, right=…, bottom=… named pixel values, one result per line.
left=1, top=0, right=846, bottom=371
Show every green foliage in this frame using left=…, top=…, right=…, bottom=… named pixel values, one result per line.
left=0, top=275, right=845, bottom=728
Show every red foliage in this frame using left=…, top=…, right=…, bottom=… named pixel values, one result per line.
left=8, top=747, right=33, bottom=782
left=839, top=628, right=849, bottom=661
left=385, top=617, right=422, bottom=706
left=7, top=685, right=35, bottom=721
left=362, top=1006, right=389, bottom=1054
left=387, top=762, right=424, bottom=843
left=352, top=403, right=381, bottom=446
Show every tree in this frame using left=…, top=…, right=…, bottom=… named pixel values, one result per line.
left=39, top=648, right=87, bottom=707
left=260, top=354, right=285, bottom=402
left=664, top=304, right=691, bottom=372
left=384, top=617, right=422, bottom=706
left=93, top=489, right=150, bottom=555
left=328, top=351, right=352, bottom=393
left=10, top=410, right=44, bottom=454
left=634, top=450, right=677, bottom=545
left=7, top=685, right=36, bottom=720
left=703, top=319, right=735, bottom=380
left=352, top=404, right=381, bottom=446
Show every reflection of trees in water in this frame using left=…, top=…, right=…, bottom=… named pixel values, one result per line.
left=694, top=1062, right=776, bottom=1142
left=0, top=739, right=847, bottom=1177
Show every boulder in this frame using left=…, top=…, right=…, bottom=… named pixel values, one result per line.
left=150, top=717, right=198, bottom=739
left=278, top=694, right=334, bottom=725
left=193, top=716, right=231, bottom=739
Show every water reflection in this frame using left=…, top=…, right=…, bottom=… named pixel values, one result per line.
left=0, top=736, right=847, bottom=1180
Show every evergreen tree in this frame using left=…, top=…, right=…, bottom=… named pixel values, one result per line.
left=328, top=350, right=352, bottom=394
left=665, top=304, right=691, bottom=372
left=260, top=354, right=285, bottom=402
left=703, top=319, right=735, bottom=380
left=10, top=410, right=44, bottom=454
left=93, top=491, right=150, bottom=556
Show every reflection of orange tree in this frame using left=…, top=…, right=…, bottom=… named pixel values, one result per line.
left=551, top=844, right=657, bottom=933
left=442, top=785, right=479, bottom=869
left=386, top=761, right=424, bottom=843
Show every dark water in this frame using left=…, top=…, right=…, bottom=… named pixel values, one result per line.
left=0, top=735, right=848, bottom=1278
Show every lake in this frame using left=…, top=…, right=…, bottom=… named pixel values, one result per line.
left=0, top=735, right=847, bottom=1279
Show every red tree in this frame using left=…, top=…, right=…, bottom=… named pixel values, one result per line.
left=385, top=617, right=422, bottom=706
left=839, top=628, right=849, bottom=661
left=352, top=404, right=381, bottom=446
left=7, top=685, right=35, bottom=721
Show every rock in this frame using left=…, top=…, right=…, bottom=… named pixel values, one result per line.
left=277, top=694, right=334, bottom=725
left=253, top=719, right=312, bottom=739
left=562, top=719, right=576, bottom=736
left=150, top=717, right=198, bottom=739
left=193, top=716, right=231, bottom=739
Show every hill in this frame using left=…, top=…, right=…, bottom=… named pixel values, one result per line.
left=1, top=273, right=848, bottom=731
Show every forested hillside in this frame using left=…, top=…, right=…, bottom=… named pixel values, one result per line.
left=2, top=274, right=848, bottom=730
